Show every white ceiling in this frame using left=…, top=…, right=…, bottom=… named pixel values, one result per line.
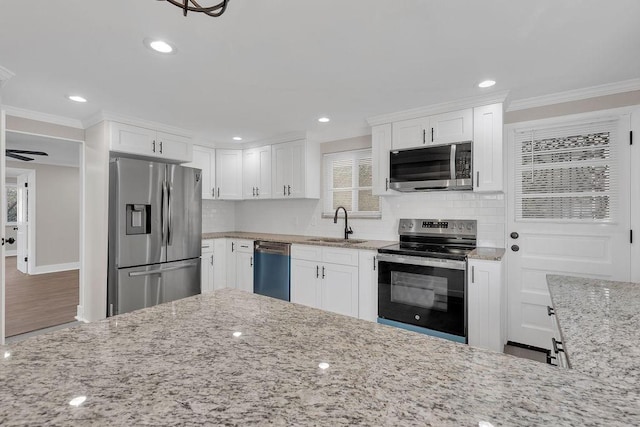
left=0, top=1, right=639, bottom=143
left=5, top=132, right=80, bottom=167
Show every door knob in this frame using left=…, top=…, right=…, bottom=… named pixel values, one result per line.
left=510, top=232, right=519, bottom=239
left=511, top=245, right=520, bottom=252
left=6, top=237, right=15, bottom=245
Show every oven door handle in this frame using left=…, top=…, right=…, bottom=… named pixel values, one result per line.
left=376, top=253, right=467, bottom=270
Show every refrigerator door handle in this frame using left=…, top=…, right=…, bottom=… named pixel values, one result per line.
left=167, top=183, right=173, bottom=245
left=128, top=261, right=199, bottom=277
left=161, top=181, right=166, bottom=245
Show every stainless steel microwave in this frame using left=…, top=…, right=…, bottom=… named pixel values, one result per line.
left=389, top=141, right=472, bottom=191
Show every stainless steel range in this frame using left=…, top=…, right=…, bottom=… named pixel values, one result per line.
left=377, top=218, right=477, bottom=343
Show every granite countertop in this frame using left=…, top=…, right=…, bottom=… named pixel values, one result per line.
left=468, top=247, right=505, bottom=261
left=547, top=274, right=640, bottom=388
left=201, top=231, right=395, bottom=250
left=2, top=290, right=638, bottom=426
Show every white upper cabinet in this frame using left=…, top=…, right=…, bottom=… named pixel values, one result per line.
left=473, top=103, right=503, bottom=193
left=216, top=149, right=243, bottom=200
left=271, top=139, right=320, bottom=199
left=391, top=108, right=473, bottom=150
left=109, top=122, right=192, bottom=163
left=371, top=124, right=397, bottom=196
left=430, top=109, right=473, bottom=144
left=243, top=145, right=272, bottom=199
left=186, top=145, right=216, bottom=199
left=392, top=117, right=430, bottom=150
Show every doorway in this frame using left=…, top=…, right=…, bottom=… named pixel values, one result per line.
left=3, top=131, right=82, bottom=338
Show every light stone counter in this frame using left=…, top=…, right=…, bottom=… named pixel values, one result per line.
left=202, top=231, right=395, bottom=251
left=468, top=247, right=505, bottom=261
left=1, top=289, right=638, bottom=426
left=547, top=274, right=640, bottom=388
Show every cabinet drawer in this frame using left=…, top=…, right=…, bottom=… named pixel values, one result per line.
left=201, top=239, right=214, bottom=254
left=235, top=239, right=254, bottom=253
left=291, top=244, right=323, bottom=261
left=322, top=247, right=359, bottom=267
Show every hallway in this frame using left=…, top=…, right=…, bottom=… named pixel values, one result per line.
left=5, top=256, right=79, bottom=337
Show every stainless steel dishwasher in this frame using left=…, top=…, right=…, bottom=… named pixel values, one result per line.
left=253, top=241, right=291, bottom=301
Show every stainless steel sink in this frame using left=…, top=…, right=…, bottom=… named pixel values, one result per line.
left=306, top=237, right=366, bottom=244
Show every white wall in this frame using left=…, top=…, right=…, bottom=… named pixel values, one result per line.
left=235, top=193, right=505, bottom=247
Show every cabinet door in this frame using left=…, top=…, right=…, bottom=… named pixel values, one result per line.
left=256, top=145, right=272, bottom=199
left=110, top=122, right=157, bottom=157
left=236, top=251, right=254, bottom=293
left=321, top=263, right=359, bottom=318
left=288, top=140, right=306, bottom=198
left=271, top=142, right=291, bottom=199
left=242, top=148, right=258, bottom=199
left=156, top=131, right=192, bottom=163
left=467, top=259, right=504, bottom=352
left=291, top=259, right=320, bottom=308
left=392, top=117, right=430, bottom=150
left=429, top=108, right=473, bottom=145
left=201, top=254, right=215, bottom=293
left=372, top=124, right=396, bottom=196
left=213, top=239, right=227, bottom=290
left=473, top=103, right=503, bottom=192
left=216, top=149, right=243, bottom=200
left=358, top=251, right=378, bottom=322
left=188, top=146, right=216, bottom=199
left=225, top=239, right=237, bottom=289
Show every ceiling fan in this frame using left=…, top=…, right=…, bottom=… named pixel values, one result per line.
left=6, top=149, right=49, bottom=162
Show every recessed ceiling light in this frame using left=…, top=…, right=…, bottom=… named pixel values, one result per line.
left=67, top=95, right=87, bottom=103
left=318, top=117, right=330, bottom=123
left=233, top=137, right=243, bottom=141
left=144, top=38, right=176, bottom=54
left=478, top=80, right=496, bottom=88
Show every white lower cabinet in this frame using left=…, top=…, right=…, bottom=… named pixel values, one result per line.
left=225, top=239, right=254, bottom=292
left=290, top=244, right=359, bottom=318
left=358, top=250, right=378, bottom=322
left=201, top=240, right=215, bottom=293
left=212, top=239, right=227, bottom=290
left=467, top=258, right=505, bottom=352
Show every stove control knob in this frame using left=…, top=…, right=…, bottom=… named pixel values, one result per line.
left=414, top=314, right=421, bottom=321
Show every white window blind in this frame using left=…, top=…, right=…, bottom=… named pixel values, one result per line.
left=323, top=149, right=381, bottom=218
left=514, top=119, right=619, bottom=222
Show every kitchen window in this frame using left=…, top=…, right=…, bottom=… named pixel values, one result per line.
left=323, top=149, right=381, bottom=218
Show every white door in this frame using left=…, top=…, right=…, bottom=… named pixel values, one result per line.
left=358, top=251, right=378, bottom=322
left=290, top=259, right=320, bottom=308
left=392, top=117, right=430, bottom=150
left=321, top=263, right=359, bottom=318
left=430, top=108, right=473, bottom=145
left=506, top=115, right=631, bottom=349
left=473, top=104, right=503, bottom=192
left=236, top=251, right=254, bottom=292
left=216, top=149, right=243, bottom=200
left=288, top=140, right=305, bottom=198
left=16, top=173, right=29, bottom=274
left=256, top=145, right=272, bottom=199
left=110, top=122, right=156, bottom=157
left=272, top=142, right=291, bottom=199
left=225, top=240, right=237, bottom=289
left=242, top=148, right=258, bottom=199
left=212, top=239, right=227, bottom=290
left=371, top=124, right=397, bottom=196
left=188, top=146, right=215, bottom=199
left=156, top=131, right=191, bottom=163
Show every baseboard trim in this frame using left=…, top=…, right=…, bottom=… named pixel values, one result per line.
left=506, top=340, right=550, bottom=355
left=31, top=262, right=80, bottom=275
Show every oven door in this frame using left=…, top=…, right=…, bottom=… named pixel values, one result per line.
left=377, top=253, right=467, bottom=339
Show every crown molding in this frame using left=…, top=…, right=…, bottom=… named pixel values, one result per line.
left=0, top=65, right=15, bottom=87
left=3, top=105, right=84, bottom=129
left=82, top=110, right=194, bottom=137
left=307, top=123, right=371, bottom=144
left=506, top=78, right=640, bottom=112
left=247, top=131, right=307, bottom=147
left=367, top=90, right=509, bottom=126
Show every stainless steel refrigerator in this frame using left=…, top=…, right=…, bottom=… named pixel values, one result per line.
left=107, top=157, right=202, bottom=316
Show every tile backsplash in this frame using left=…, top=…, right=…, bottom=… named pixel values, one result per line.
left=204, top=191, right=505, bottom=248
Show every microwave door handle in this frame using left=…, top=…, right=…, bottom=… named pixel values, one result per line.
left=450, top=144, right=456, bottom=181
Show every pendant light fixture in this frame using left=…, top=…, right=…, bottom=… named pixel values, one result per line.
left=159, top=0, right=229, bottom=17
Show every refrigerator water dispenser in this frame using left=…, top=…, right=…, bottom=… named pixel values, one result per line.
left=126, top=204, right=151, bottom=235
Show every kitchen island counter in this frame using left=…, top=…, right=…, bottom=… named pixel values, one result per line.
left=1, top=289, right=638, bottom=426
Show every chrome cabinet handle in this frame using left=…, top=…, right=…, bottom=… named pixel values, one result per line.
left=322, top=266, right=325, bottom=279
left=471, top=266, right=475, bottom=283
left=231, top=242, right=235, bottom=252
left=152, top=140, right=156, bottom=153
left=250, top=256, right=253, bottom=267
left=422, top=129, right=426, bottom=144
left=373, top=256, right=376, bottom=271
left=256, top=187, right=259, bottom=196
left=552, top=338, right=564, bottom=354
left=316, top=265, right=319, bottom=278
left=217, top=187, right=220, bottom=198
left=547, top=306, right=555, bottom=316
left=210, top=254, right=214, bottom=266
left=283, top=185, right=286, bottom=196
left=159, top=141, right=163, bottom=154
left=252, top=187, right=256, bottom=197
left=385, top=178, right=388, bottom=192
left=287, top=185, right=291, bottom=196
left=476, top=171, right=480, bottom=187
left=211, top=188, right=215, bottom=197
left=431, top=127, right=434, bottom=142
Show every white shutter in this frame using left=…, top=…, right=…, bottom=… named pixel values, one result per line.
left=514, top=118, right=620, bottom=222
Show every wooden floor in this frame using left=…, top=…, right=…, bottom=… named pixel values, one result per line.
left=5, top=256, right=79, bottom=337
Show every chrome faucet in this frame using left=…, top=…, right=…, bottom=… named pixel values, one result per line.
left=333, top=206, right=354, bottom=240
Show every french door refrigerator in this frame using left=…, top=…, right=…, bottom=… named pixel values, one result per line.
left=107, top=157, right=202, bottom=316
